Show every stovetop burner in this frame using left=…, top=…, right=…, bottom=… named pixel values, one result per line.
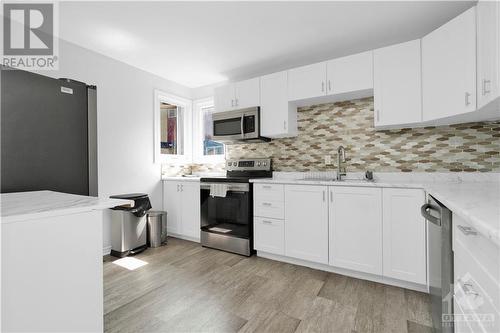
left=200, top=158, right=272, bottom=183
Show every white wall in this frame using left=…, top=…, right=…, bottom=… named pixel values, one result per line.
left=41, top=40, right=192, bottom=252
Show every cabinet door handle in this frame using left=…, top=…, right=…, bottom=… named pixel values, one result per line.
left=262, top=202, right=272, bottom=206
left=231, top=99, right=234, bottom=107
left=483, top=79, right=491, bottom=95
left=262, top=220, right=273, bottom=224
left=328, top=80, right=331, bottom=91
left=376, top=110, right=380, bottom=122
left=180, top=184, right=183, bottom=192
left=262, top=185, right=272, bottom=189
left=176, top=184, right=180, bottom=192
left=323, top=191, right=325, bottom=202
left=235, top=98, right=238, bottom=106
left=321, top=81, right=325, bottom=92
left=465, top=92, right=471, bottom=106
left=330, top=191, right=333, bottom=202
left=457, top=225, right=477, bottom=236
left=283, top=120, right=287, bottom=130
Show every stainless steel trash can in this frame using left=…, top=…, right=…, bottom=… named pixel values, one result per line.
left=147, top=211, right=167, bottom=247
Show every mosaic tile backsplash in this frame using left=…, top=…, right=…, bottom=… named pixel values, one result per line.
left=163, top=97, right=500, bottom=174
left=225, top=98, right=500, bottom=172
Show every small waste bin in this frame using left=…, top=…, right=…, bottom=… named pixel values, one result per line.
left=109, top=193, right=152, bottom=257
left=147, top=211, right=167, bottom=247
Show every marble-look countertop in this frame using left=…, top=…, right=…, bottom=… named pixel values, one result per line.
left=1, top=190, right=133, bottom=224
left=162, top=176, right=201, bottom=182
left=250, top=176, right=500, bottom=247
left=161, top=172, right=225, bottom=182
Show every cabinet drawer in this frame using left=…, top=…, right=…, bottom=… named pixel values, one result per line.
left=254, top=217, right=284, bottom=255
left=254, top=183, right=284, bottom=202
left=454, top=299, right=474, bottom=333
left=254, top=198, right=284, bottom=219
left=454, top=239, right=500, bottom=332
left=453, top=214, right=500, bottom=285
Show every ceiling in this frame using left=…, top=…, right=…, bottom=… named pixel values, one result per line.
left=59, top=1, right=475, bottom=88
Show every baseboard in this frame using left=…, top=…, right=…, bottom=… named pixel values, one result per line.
left=168, top=233, right=200, bottom=243
left=257, top=251, right=429, bottom=293
left=102, top=246, right=112, bottom=256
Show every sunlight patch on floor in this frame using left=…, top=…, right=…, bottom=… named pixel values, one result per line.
left=112, top=257, right=148, bottom=270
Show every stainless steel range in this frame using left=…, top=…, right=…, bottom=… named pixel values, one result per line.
left=200, top=158, right=272, bottom=256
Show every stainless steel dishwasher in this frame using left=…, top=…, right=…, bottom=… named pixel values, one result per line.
left=421, top=195, right=454, bottom=333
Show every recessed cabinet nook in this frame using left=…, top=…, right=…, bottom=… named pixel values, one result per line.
left=214, top=1, right=500, bottom=131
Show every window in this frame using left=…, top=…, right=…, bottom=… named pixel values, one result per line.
left=193, top=98, right=225, bottom=163
left=154, top=90, right=192, bottom=163
left=160, top=103, right=184, bottom=155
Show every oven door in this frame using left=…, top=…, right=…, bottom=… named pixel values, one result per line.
left=212, top=107, right=259, bottom=142
left=200, top=182, right=253, bottom=256
left=200, top=182, right=251, bottom=239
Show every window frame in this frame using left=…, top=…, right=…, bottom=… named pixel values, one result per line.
left=192, top=97, right=225, bottom=164
left=154, top=89, right=193, bottom=164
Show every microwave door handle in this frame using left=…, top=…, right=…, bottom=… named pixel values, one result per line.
left=240, top=115, right=245, bottom=139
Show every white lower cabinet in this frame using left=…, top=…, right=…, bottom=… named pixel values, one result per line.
left=253, top=183, right=428, bottom=288
left=453, top=213, right=500, bottom=333
left=254, top=217, right=284, bottom=255
left=162, top=180, right=200, bottom=241
left=382, top=188, right=426, bottom=284
left=329, top=186, right=383, bottom=275
left=284, top=185, right=329, bottom=264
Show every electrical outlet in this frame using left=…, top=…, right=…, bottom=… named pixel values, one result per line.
left=324, top=155, right=332, bottom=165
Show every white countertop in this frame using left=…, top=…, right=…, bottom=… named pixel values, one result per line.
left=0, top=190, right=133, bottom=224
left=250, top=176, right=500, bottom=247
left=162, top=176, right=201, bottom=182
left=425, top=182, right=500, bottom=245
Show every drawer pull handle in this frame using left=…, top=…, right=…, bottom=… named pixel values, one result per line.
left=462, top=282, right=480, bottom=297
left=262, top=185, right=272, bottom=189
left=262, top=202, right=272, bottom=206
left=262, top=220, right=273, bottom=224
left=457, top=225, right=477, bottom=236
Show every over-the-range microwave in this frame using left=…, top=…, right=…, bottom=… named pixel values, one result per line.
left=212, top=107, right=270, bottom=143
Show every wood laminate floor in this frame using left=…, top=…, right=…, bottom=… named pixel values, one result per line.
left=104, top=238, right=433, bottom=333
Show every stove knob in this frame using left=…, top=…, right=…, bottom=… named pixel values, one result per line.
left=233, top=162, right=237, bottom=166
left=263, top=162, right=267, bottom=166
left=227, top=162, right=231, bottom=167
left=257, top=162, right=261, bottom=166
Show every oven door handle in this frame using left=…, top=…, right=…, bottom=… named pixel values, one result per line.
left=421, top=203, right=441, bottom=226
left=201, top=183, right=250, bottom=192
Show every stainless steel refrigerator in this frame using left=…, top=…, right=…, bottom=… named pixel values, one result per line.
left=1, top=67, right=97, bottom=196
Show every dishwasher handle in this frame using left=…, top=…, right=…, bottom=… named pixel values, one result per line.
left=421, top=203, right=441, bottom=226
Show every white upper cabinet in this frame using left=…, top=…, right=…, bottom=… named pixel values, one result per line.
left=235, top=77, right=260, bottom=109
left=214, top=84, right=236, bottom=113
left=373, top=39, right=422, bottom=128
left=382, top=188, right=426, bottom=285
left=329, top=186, right=383, bottom=275
left=260, top=71, right=297, bottom=138
left=214, top=77, right=260, bottom=112
left=288, top=62, right=327, bottom=101
left=422, top=7, right=477, bottom=122
left=327, top=51, right=373, bottom=95
left=284, top=185, right=329, bottom=264
left=477, top=0, right=500, bottom=109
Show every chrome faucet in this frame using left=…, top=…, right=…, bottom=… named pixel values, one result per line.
left=336, top=146, right=346, bottom=181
